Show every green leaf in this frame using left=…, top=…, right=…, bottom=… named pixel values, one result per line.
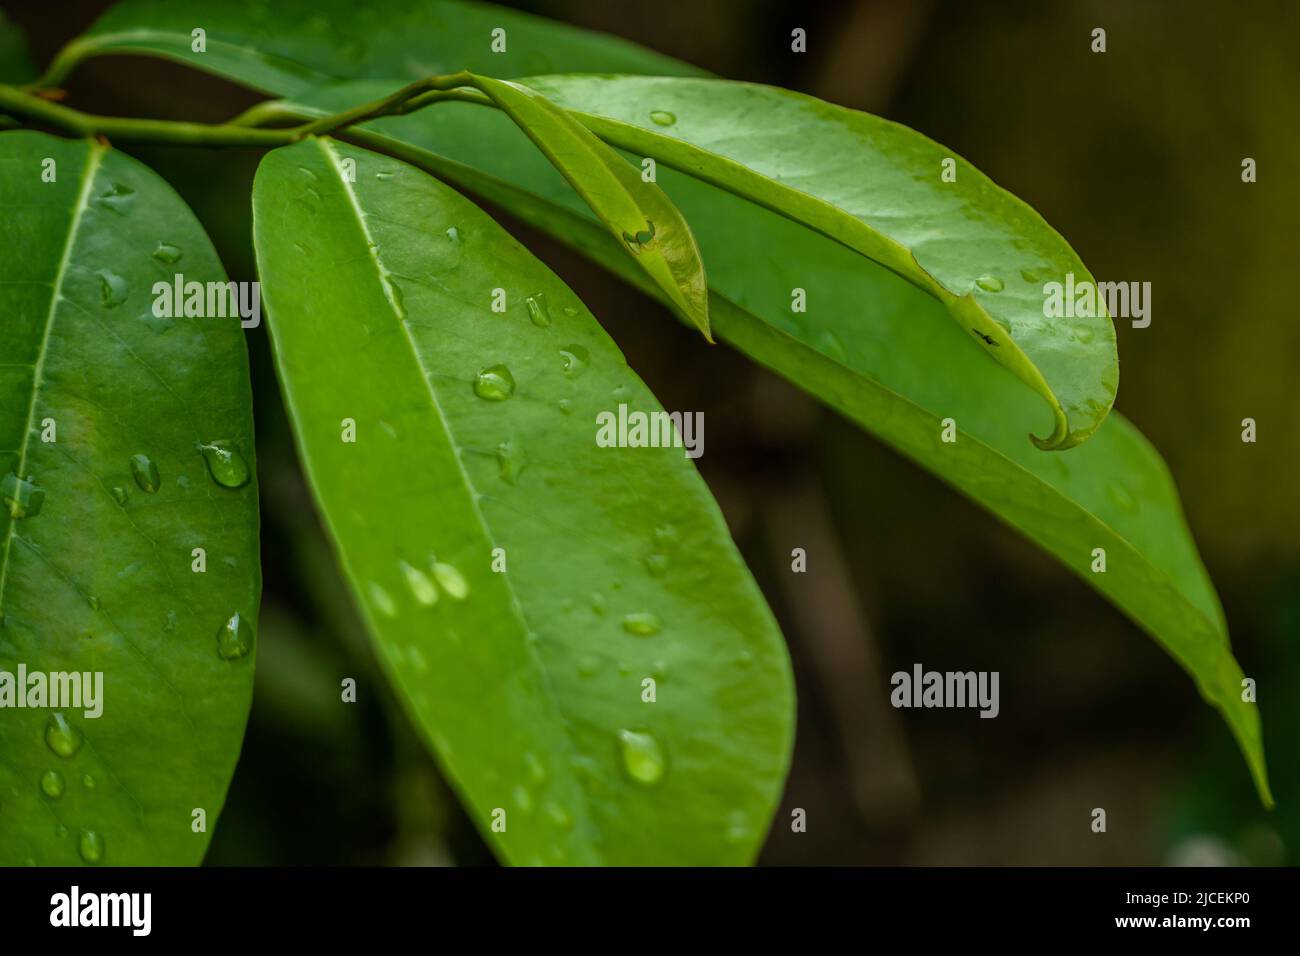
left=522, top=75, right=1117, bottom=449
left=276, top=93, right=1271, bottom=804
left=44, top=0, right=701, bottom=93
left=467, top=74, right=710, bottom=340
left=251, top=137, right=794, bottom=864
left=0, top=130, right=261, bottom=864
left=0, top=9, right=35, bottom=84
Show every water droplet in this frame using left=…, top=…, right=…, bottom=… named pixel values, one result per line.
left=96, top=269, right=128, bottom=308
left=724, top=810, right=754, bottom=845
left=111, top=486, right=128, bottom=506
left=55, top=824, right=68, bottom=839
left=78, top=829, right=104, bottom=864
left=544, top=802, right=572, bottom=828
left=399, top=560, right=437, bottom=607
left=2, top=473, right=44, bottom=518
left=40, top=769, right=65, bottom=799
left=1071, top=322, right=1096, bottom=344
left=1106, top=480, right=1139, bottom=515
left=151, top=242, right=183, bottom=264
left=198, top=441, right=251, bottom=489
left=559, top=345, right=589, bottom=378
left=375, top=170, right=395, bottom=181
left=385, top=278, right=407, bottom=318
left=524, top=752, right=547, bottom=784
left=473, top=365, right=516, bottom=401
left=645, top=553, right=669, bottom=576
left=621, top=612, right=661, bottom=636
left=444, top=226, right=460, bottom=242
left=216, top=611, right=254, bottom=660
left=590, top=593, right=607, bottom=616
left=82, top=773, right=95, bottom=789
left=496, top=439, right=527, bottom=485
left=525, top=293, right=552, bottom=328
left=512, top=784, right=533, bottom=813
left=164, top=609, right=178, bottom=632
left=129, top=453, right=160, bottom=493
left=44, top=713, right=82, bottom=758
left=87, top=595, right=100, bottom=611
left=649, top=110, right=676, bottom=126
left=557, top=399, right=573, bottom=415
left=369, top=582, right=398, bottom=618
left=432, top=561, right=469, bottom=600
left=617, top=729, right=666, bottom=785
left=577, top=655, right=601, bottom=677
left=95, top=182, right=135, bottom=215
left=974, top=274, right=1004, bottom=293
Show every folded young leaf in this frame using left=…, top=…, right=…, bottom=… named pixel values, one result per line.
left=42, top=0, right=701, bottom=93
left=252, top=138, right=794, bottom=865
left=468, top=74, right=710, bottom=340
left=518, top=75, right=1117, bottom=450
left=272, top=97, right=1270, bottom=804
left=0, top=131, right=261, bottom=864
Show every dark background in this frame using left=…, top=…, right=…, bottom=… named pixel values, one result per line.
left=6, top=0, right=1297, bottom=865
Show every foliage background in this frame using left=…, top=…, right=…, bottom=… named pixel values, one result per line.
left=7, top=0, right=1296, bottom=865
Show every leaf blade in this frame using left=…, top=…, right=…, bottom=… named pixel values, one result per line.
left=252, top=137, right=794, bottom=864
left=0, top=131, right=261, bottom=864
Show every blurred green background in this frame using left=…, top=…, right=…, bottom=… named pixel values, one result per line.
left=6, top=0, right=1296, bottom=865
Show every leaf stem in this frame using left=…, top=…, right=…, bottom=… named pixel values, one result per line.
left=0, top=72, right=491, bottom=147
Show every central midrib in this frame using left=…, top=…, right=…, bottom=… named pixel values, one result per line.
left=313, top=137, right=605, bottom=862
left=0, top=142, right=103, bottom=616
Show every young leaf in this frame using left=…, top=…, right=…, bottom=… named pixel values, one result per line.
left=0, top=131, right=261, bottom=864
left=43, top=0, right=701, bottom=93
left=272, top=98, right=1271, bottom=804
left=522, top=75, right=1118, bottom=450
left=468, top=74, right=710, bottom=340
left=251, top=138, right=794, bottom=864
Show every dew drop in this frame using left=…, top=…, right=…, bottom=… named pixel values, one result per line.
left=444, top=225, right=460, bottom=243
left=576, top=655, right=601, bottom=677
left=432, top=561, right=469, bottom=600
left=78, top=829, right=104, bottom=865
left=559, top=345, right=589, bottom=378
left=590, top=593, right=607, bottom=616
left=44, top=713, right=82, bottom=758
left=473, top=365, right=516, bottom=401
left=512, top=784, right=533, bottom=813
left=87, top=595, right=100, bottom=611
left=557, top=399, right=573, bottom=415
left=1106, top=480, right=1139, bottom=515
left=645, top=553, right=670, bottom=576
left=621, top=611, right=661, bottom=636
left=151, top=242, right=183, bottom=265
left=95, top=182, right=135, bottom=215
left=524, top=752, right=547, bottom=784
left=525, top=293, right=552, bottom=328
left=544, top=802, right=572, bottom=828
left=198, top=441, right=251, bottom=489
left=399, top=560, right=438, bottom=607
left=1071, top=322, right=1096, bottom=344
left=96, top=269, right=128, bottom=308
left=82, top=773, right=95, bottom=789
left=216, top=611, right=254, bottom=660
left=129, top=453, right=161, bottom=493
left=55, top=824, right=68, bottom=839
left=649, top=110, right=676, bottom=126
left=369, top=582, right=398, bottom=618
left=40, top=769, right=65, bottom=799
left=1, top=473, right=44, bottom=518
left=617, top=728, right=666, bottom=785
left=111, top=486, right=128, bottom=506
left=496, top=439, right=527, bottom=485
left=974, top=274, right=1004, bottom=293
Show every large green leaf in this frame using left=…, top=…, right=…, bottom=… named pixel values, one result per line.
left=276, top=93, right=1270, bottom=804
left=42, top=0, right=701, bottom=93
left=468, top=74, right=710, bottom=339
left=252, top=137, right=794, bottom=864
left=0, top=130, right=260, bottom=864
